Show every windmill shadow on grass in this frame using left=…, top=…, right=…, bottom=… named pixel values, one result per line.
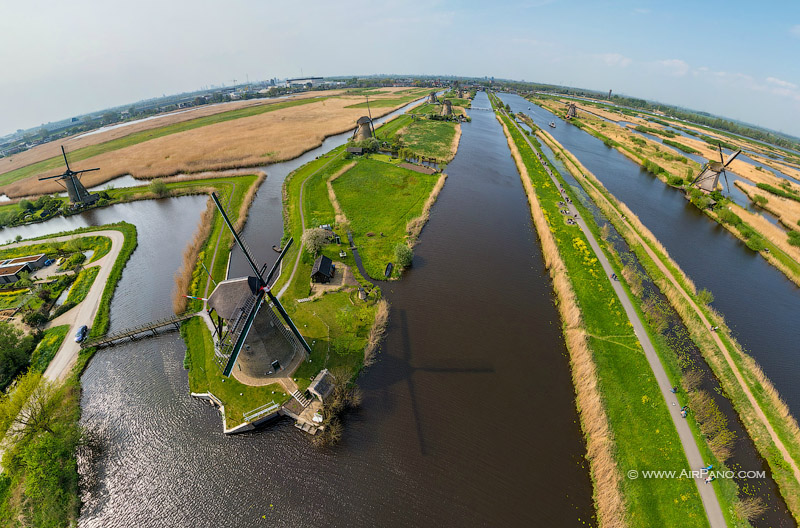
left=378, top=309, right=494, bottom=455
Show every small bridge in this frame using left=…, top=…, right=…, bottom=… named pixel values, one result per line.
left=80, top=312, right=196, bottom=349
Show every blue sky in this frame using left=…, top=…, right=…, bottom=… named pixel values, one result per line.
left=2, top=0, right=799, bottom=137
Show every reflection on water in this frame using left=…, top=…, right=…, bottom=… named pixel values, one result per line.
left=77, top=93, right=594, bottom=527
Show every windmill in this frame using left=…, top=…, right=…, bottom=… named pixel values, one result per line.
left=427, top=91, right=438, bottom=104
left=206, top=192, right=312, bottom=377
left=689, top=146, right=742, bottom=194
left=39, top=146, right=99, bottom=206
left=441, top=99, right=453, bottom=116
left=352, top=116, right=374, bottom=141
left=565, top=103, right=577, bottom=119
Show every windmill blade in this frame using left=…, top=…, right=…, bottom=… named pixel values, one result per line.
left=261, top=238, right=293, bottom=286
left=39, top=174, right=65, bottom=181
left=210, top=192, right=262, bottom=280
left=265, top=289, right=313, bottom=356
left=721, top=169, right=731, bottom=193
left=74, top=168, right=100, bottom=175
left=717, top=145, right=725, bottom=165
left=724, top=149, right=741, bottom=167
left=61, top=145, right=71, bottom=172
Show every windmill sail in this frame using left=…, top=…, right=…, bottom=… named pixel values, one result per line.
left=207, top=192, right=311, bottom=377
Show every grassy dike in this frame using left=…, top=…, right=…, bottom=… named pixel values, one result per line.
left=491, top=96, right=708, bottom=527
left=529, top=96, right=800, bottom=287
left=537, top=128, right=800, bottom=523
left=0, top=222, right=137, bottom=525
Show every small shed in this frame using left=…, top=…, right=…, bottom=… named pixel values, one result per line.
left=308, top=369, right=335, bottom=402
left=311, top=255, right=335, bottom=283
left=346, top=147, right=364, bottom=156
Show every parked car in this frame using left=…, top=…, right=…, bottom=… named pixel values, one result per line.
left=44, top=259, right=54, bottom=266
left=75, top=325, right=89, bottom=343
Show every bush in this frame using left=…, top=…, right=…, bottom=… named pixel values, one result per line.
left=667, top=175, right=684, bottom=187
left=394, top=244, right=413, bottom=268
left=302, top=228, right=333, bottom=256
left=696, top=288, right=714, bottom=305
left=746, top=236, right=766, bottom=252
left=788, top=231, right=800, bottom=247
left=149, top=178, right=168, bottom=197
left=752, top=194, right=768, bottom=206
left=716, top=208, right=741, bottom=226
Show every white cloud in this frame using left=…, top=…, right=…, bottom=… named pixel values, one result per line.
left=766, top=76, right=797, bottom=89
left=633, top=8, right=650, bottom=14
left=658, top=59, right=689, bottom=77
left=596, top=53, right=632, bottom=68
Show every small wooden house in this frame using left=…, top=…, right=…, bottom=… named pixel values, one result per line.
left=311, top=255, right=335, bottom=283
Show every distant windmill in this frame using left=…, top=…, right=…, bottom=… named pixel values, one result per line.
left=39, top=146, right=99, bottom=206
left=352, top=116, right=375, bottom=141
left=206, top=192, right=312, bottom=377
left=441, top=99, right=453, bottom=116
left=427, top=91, right=438, bottom=104
left=565, top=103, right=577, bottom=119
left=690, top=145, right=742, bottom=194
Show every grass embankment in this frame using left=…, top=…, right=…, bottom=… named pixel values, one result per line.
left=539, top=129, right=800, bottom=523
left=0, top=222, right=137, bottom=525
left=333, top=159, right=440, bottom=278
left=64, top=266, right=99, bottom=306
left=28, top=325, right=69, bottom=373
left=0, top=97, right=325, bottom=188
left=396, top=120, right=460, bottom=161
left=496, top=106, right=709, bottom=528
left=181, top=317, right=288, bottom=427
left=531, top=96, right=800, bottom=287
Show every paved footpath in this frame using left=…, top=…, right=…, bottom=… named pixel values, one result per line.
left=3, top=229, right=125, bottom=382
left=506, top=114, right=726, bottom=528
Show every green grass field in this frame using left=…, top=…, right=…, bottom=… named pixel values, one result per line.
left=65, top=266, right=99, bottom=305
left=499, top=111, right=710, bottom=527
left=375, top=114, right=414, bottom=140
left=28, top=325, right=69, bottom=372
left=333, top=159, right=438, bottom=278
left=0, top=97, right=325, bottom=187
left=181, top=317, right=288, bottom=427
left=397, top=119, right=458, bottom=160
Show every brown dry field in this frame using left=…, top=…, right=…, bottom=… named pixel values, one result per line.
left=4, top=90, right=420, bottom=197
left=735, top=180, right=800, bottom=231
left=0, top=91, right=343, bottom=176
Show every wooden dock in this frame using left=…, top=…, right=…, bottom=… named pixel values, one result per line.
left=80, top=312, right=195, bottom=349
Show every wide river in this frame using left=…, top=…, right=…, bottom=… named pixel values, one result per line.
left=0, top=94, right=595, bottom=526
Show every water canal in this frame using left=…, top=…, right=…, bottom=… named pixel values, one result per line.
left=499, top=92, right=800, bottom=424
left=0, top=92, right=600, bottom=526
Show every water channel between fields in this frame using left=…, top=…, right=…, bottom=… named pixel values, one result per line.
left=500, top=93, right=800, bottom=420
left=0, top=93, right=595, bottom=526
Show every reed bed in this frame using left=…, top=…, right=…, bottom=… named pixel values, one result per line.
left=364, top=299, right=389, bottom=367
left=502, top=119, right=626, bottom=528
left=0, top=93, right=337, bottom=177
left=448, top=124, right=462, bottom=159
left=406, top=172, right=447, bottom=247
left=735, top=180, right=800, bottom=231
left=3, top=92, right=415, bottom=198
left=172, top=199, right=215, bottom=313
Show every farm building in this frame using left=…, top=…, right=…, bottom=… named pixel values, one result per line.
left=311, top=255, right=335, bottom=283
left=308, top=369, right=335, bottom=402
left=0, top=254, right=47, bottom=284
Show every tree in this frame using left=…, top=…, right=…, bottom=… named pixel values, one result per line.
left=19, top=199, right=34, bottom=211
left=0, top=321, right=34, bottom=389
left=394, top=244, right=413, bottom=268
left=10, top=379, right=60, bottom=438
left=149, top=178, right=168, bottom=197
left=696, top=288, right=714, bottom=305
left=38, top=128, right=50, bottom=141
left=302, top=228, right=333, bottom=255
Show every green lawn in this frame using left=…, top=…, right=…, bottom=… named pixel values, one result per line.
left=409, top=103, right=440, bottom=115
left=0, top=288, right=29, bottom=310
left=28, top=325, right=69, bottom=372
left=182, top=317, right=288, bottom=427
left=65, top=266, right=99, bottom=305
left=0, top=97, right=326, bottom=187
left=333, top=158, right=438, bottom=278
left=397, top=119, right=458, bottom=160
left=499, top=111, right=709, bottom=527
left=375, top=114, right=414, bottom=141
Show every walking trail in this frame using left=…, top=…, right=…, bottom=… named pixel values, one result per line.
left=537, top=128, right=800, bottom=487
left=505, top=113, right=726, bottom=528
